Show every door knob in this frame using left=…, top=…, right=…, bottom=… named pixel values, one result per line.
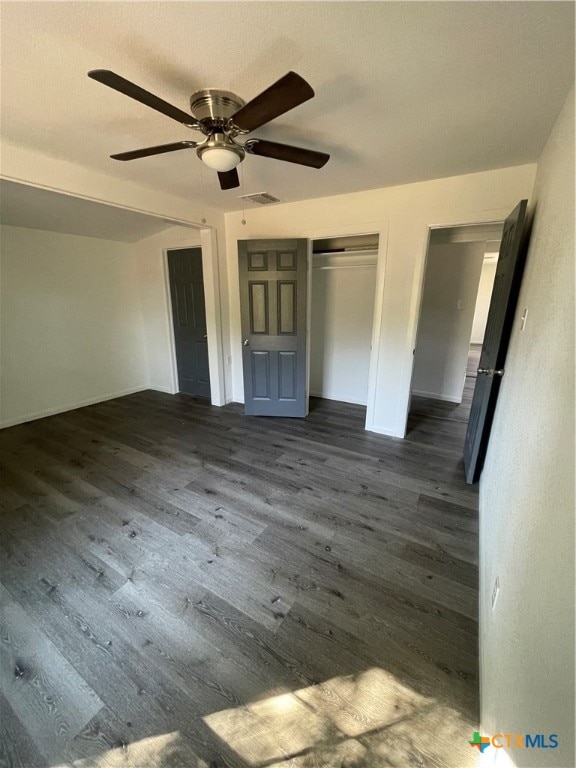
left=243, top=339, right=250, bottom=346
left=477, top=367, right=504, bottom=377
left=203, top=334, right=208, bottom=339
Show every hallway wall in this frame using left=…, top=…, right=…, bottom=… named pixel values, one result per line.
left=412, top=241, right=485, bottom=402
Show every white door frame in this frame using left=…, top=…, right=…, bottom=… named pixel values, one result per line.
left=401, top=212, right=510, bottom=437
left=162, top=226, right=226, bottom=406
left=302, top=221, right=389, bottom=432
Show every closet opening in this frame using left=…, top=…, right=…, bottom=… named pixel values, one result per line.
left=309, top=233, right=379, bottom=418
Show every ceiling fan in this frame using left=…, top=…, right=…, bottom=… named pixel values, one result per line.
left=87, top=69, right=330, bottom=190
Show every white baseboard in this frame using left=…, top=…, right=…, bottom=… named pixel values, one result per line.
left=149, top=385, right=177, bottom=394
left=0, top=386, right=149, bottom=430
left=309, top=391, right=368, bottom=406
left=365, top=423, right=402, bottom=438
left=411, top=389, right=462, bottom=404
left=149, top=386, right=232, bottom=406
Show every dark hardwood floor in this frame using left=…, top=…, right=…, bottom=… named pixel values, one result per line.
left=1, top=357, right=480, bottom=768
left=406, top=344, right=481, bottom=450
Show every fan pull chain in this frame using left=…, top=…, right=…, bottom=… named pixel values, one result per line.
left=200, top=163, right=207, bottom=224
left=241, top=163, right=246, bottom=226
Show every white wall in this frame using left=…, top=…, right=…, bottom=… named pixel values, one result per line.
left=0, top=218, right=231, bottom=427
left=0, top=224, right=148, bottom=427
left=225, top=164, right=536, bottom=436
left=471, top=257, right=497, bottom=344
left=412, top=241, right=485, bottom=402
left=480, top=87, right=574, bottom=768
left=310, top=254, right=377, bottom=405
left=1, top=141, right=233, bottom=407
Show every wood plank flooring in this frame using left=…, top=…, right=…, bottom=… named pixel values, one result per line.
left=406, top=344, right=481, bottom=450
left=0, top=359, right=479, bottom=768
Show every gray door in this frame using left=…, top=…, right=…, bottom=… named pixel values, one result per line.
left=167, top=248, right=211, bottom=399
left=238, top=239, right=308, bottom=417
left=464, top=200, right=529, bottom=483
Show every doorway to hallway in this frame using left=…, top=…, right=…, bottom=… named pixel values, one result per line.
left=167, top=247, right=211, bottom=399
left=406, top=344, right=481, bottom=450
left=407, top=223, right=503, bottom=453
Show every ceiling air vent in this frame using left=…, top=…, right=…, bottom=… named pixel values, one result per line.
left=238, top=192, right=281, bottom=205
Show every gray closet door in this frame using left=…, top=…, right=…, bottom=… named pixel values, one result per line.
left=167, top=248, right=211, bottom=399
left=238, top=239, right=308, bottom=417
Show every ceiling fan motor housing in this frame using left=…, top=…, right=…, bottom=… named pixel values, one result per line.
left=190, top=89, right=247, bottom=170
left=189, top=88, right=245, bottom=128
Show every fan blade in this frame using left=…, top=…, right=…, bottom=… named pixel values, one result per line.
left=246, top=139, right=329, bottom=168
left=231, top=72, right=314, bottom=132
left=218, top=168, right=240, bottom=190
left=88, top=69, right=199, bottom=127
left=111, top=141, right=197, bottom=161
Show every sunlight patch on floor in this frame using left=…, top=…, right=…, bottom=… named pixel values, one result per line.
left=204, top=666, right=478, bottom=767
left=52, top=668, right=479, bottom=767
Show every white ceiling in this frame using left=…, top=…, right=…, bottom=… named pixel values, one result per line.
left=0, top=2, right=574, bottom=213
left=0, top=180, right=190, bottom=241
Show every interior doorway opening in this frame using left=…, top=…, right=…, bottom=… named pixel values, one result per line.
left=407, top=223, right=503, bottom=447
left=167, top=247, right=211, bottom=399
left=309, top=233, right=379, bottom=418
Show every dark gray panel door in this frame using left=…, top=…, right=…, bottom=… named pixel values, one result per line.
left=464, top=200, right=529, bottom=484
left=238, top=239, right=308, bottom=417
left=167, top=248, right=211, bottom=399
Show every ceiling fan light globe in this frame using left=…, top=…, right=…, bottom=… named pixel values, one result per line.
left=200, top=147, right=242, bottom=172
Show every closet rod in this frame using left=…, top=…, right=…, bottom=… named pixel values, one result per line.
left=311, top=249, right=379, bottom=257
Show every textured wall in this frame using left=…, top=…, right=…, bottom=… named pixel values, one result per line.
left=412, top=241, right=485, bottom=402
left=0, top=225, right=148, bottom=427
left=480, top=87, right=575, bottom=767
